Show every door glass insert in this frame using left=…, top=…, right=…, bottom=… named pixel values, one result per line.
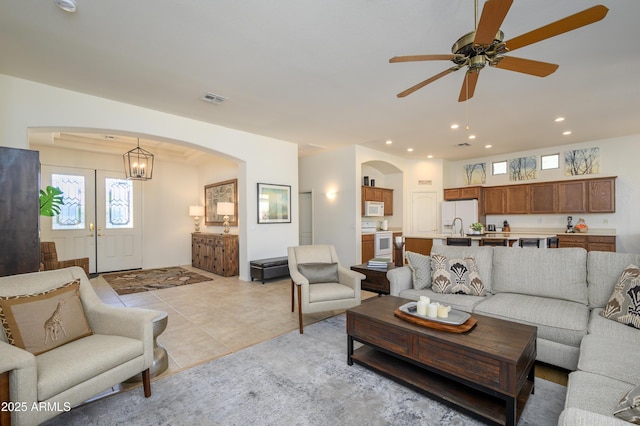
left=106, top=178, right=133, bottom=229
left=51, top=174, right=85, bottom=230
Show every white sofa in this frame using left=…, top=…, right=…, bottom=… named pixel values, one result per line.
left=387, top=246, right=640, bottom=426
left=0, top=267, right=161, bottom=425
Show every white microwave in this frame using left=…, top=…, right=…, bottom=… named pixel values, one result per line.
left=364, top=201, right=385, bottom=217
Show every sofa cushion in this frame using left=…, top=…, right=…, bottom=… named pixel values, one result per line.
left=397, top=288, right=488, bottom=313
left=405, top=252, right=431, bottom=290
left=473, top=293, right=588, bottom=347
left=565, top=371, right=636, bottom=420
left=430, top=246, right=494, bottom=292
left=578, top=335, right=640, bottom=385
left=431, top=254, right=486, bottom=296
left=0, top=279, right=93, bottom=355
left=36, top=333, right=143, bottom=401
left=491, top=247, right=588, bottom=304
left=600, top=264, right=640, bottom=329
left=588, top=308, right=640, bottom=343
left=614, top=384, right=640, bottom=424
left=588, top=252, right=640, bottom=308
left=298, top=263, right=339, bottom=284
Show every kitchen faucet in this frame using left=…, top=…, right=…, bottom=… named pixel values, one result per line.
left=452, top=217, right=464, bottom=237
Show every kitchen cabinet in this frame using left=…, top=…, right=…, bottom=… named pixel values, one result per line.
left=530, top=183, right=558, bottom=214
left=588, top=178, right=616, bottom=213
left=506, top=185, right=530, bottom=214
left=483, top=187, right=506, bottom=215
left=192, top=233, right=239, bottom=276
left=444, top=186, right=482, bottom=201
left=404, top=237, right=433, bottom=256
left=558, top=181, right=587, bottom=213
left=362, top=186, right=393, bottom=216
left=361, top=234, right=374, bottom=263
left=557, top=234, right=616, bottom=252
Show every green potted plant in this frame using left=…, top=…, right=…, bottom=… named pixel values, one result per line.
left=39, top=186, right=64, bottom=217
left=469, top=222, right=485, bottom=234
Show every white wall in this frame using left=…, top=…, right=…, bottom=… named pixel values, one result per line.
left=0, top=74, right=299, bottom=280
left=444, top=135, right=640, bottom=254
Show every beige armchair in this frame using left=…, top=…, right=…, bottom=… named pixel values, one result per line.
left=288, top=245, right=365, bottom=333
left=0, top=267, right=160, bottom=425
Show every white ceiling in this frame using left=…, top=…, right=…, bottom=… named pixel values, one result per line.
left=2, top=1, right=639, bottom=161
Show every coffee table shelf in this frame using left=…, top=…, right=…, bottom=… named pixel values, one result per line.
left=351, top=345, right=533, bottom=425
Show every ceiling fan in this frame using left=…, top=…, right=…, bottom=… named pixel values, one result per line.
left=390, top=0, right=608, bottom=101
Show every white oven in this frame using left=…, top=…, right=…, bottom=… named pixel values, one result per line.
left=374, top=231, right=393, bottom=260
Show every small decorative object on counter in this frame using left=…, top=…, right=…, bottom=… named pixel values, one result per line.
left=469, top=222, right=484, bottom=234
left=566, top=216, right=574, bottom=233
left=363, top=176, right=369, bottom=186
left=574, top=218, right=589, bottom=233
left=503, top=220, right=511, bottom=232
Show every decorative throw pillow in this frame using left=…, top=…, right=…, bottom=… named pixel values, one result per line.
left=0, top=279, right=93, bottom=355
left=431, top=254, right=486, bottom=296
left=298, top=263, right=339, bottom=284
left=600, top=264, right=640, bottom=329
left=614, top=384, right=640, bottom=424
left=405, top=252, right=431, bottom=290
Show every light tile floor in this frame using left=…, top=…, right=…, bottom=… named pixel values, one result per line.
left=91, top=266, right=379, bottom=381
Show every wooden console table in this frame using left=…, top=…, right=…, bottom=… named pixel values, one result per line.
left=191, top=233, right=239, bottom=276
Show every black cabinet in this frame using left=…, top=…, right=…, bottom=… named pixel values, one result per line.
left=0, top=147, right=40, bottom=276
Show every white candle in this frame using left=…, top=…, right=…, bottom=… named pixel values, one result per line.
left=426, top=302, right=439, bottom=318
left=416, top=300, right=427, bottom=316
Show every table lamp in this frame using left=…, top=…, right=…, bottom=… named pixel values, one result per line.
left=189, top=205, right=204, bottom=232
left=217, top=202, right=235, bottom=234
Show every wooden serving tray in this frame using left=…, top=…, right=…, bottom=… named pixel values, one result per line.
left=394, top=309, right=477, bottom=333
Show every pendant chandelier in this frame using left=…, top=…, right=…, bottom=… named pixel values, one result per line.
left=123, top=138, right=154, bottom=180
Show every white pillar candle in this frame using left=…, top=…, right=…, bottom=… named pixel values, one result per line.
left=426, top=302, right=439, bottom=318
left=416, top=300, right=428, bottom=316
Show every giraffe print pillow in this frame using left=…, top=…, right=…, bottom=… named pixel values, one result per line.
left=0, top=279, right=93, bottom=355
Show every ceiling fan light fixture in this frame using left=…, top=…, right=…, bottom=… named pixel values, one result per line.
left=55, top=0, right=77, bottom=12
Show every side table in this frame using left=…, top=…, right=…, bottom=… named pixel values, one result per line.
left=350, top=263, right=394, bottom=295
left=125, top=311, right=169, bottom=382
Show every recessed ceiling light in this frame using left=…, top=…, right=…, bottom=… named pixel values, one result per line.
left=55, top=0, right=77, bottom=12
left=468, top=134, right=476, bottom=140
left=427, top=155, right=433, bottom=159
left=485, top=144, right=492, bottom=149
left=407, top=148, right=414, bottom=152
left=554, top=117, right=565, bottom=122
left=563, top=131, right=572, bottom=136
left=450, top=124, right=459, bottom=129
left=385, top=140, right=392, bottom=145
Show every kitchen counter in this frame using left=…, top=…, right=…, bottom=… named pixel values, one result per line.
left=402, top=228, right=617, bottom=239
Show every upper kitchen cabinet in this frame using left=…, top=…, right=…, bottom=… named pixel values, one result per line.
left=530, top=182, right=558, bottom=214
left=362, top=185, right=393, bottom=216
left=588, top=177, right=616, bottom=213
left=483, top=186, right=506, bottom=215
left=505, top=185, right=530, bottom=214
left=444, top=186, right=482, bottom=201
left=558, top=181, right=587, bottom=213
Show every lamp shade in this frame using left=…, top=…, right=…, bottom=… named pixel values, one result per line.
left=216, top=202, right=235, bottom=216
left=189, top=205, right=204, bottom=217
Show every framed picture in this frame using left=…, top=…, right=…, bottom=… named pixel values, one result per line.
left=257, top=183, right=291, bottom=224
left=205, top=179, right=238, bottom=226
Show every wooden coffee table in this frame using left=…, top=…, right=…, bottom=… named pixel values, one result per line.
left=347, top=296, right=536, bottom=426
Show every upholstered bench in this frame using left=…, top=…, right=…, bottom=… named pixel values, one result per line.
left=250, top=256, right=289, bottom=283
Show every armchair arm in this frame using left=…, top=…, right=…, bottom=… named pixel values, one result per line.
left=289, top=267, right=309, bottom=287
left=57, top=258, right=90, bottom=277
left=83, top=304, right=161, bottom=367
left=337, top=267, right=365, bottom=290
left=387, top=266, right=413, bottom=296
left=0, top=341, right=37, bottom=406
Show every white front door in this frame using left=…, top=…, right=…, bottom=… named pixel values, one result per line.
left=410, top=191, right=438, bottom=235
left=41, top=166, right=143, bottom=273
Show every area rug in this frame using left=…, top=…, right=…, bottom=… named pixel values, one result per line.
left=43, top=314, right=566, bottom=426
left=101, top=267, right=213, bottom=295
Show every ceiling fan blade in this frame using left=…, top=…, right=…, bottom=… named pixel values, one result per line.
left=474, top=0, right=514, bottom=45
left=493, top=56, right=558, bottom=77
left=504, top=5, right=608, bottom=52
left=458, top=70, right=480, bottom=102
left=390, top=54, right=463, bottom=63
left=397, top=67, right=460, bottom=98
